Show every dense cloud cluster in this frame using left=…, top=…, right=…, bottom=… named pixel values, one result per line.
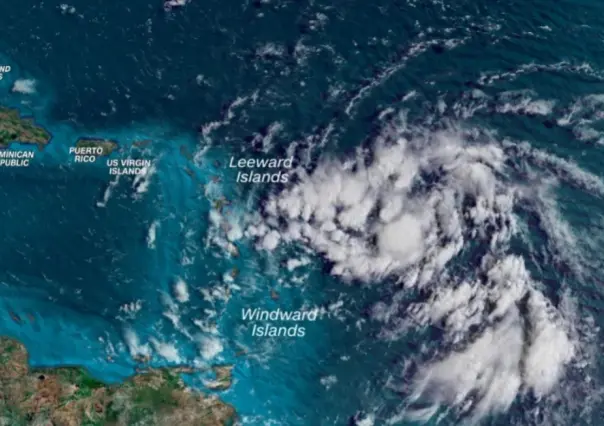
left=246, top=117, right=584, bottom=422
left=250, top=123, right=514, bottom=284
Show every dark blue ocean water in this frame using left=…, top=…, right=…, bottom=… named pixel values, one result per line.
left=1, top=0, right=604, bottom=425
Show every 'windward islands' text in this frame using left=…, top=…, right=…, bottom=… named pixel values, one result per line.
left=242, top=308, right=320, bottom=338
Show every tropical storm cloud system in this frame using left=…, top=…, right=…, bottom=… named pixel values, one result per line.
left=0, top=0, right=602, bottom=425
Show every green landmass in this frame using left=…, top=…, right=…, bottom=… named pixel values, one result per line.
left=75, top=139, right=118, bottom=156
left=0, top=107, right=51, bottom=149
left=0, top=337, right=236, bottom=426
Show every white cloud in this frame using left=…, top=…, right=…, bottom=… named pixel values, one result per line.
left=252, top=126, right=514, bottom=285
left=247, top=115, right=586, bottom=422
left=150, top=338, right=182, bottom=363
left=197, top=335, right=223, bottom=360
left=123, top=328, right=151, bottom=358
left=173, top=277, right=190, bottom=303
left=146, top=220, right=159, bottom=249
left=12, top=79, right=36, bottom=94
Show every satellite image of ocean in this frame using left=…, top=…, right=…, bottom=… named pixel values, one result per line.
left=0, top=0, right=602, bottom=424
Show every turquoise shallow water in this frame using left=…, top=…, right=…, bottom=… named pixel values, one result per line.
left=0, top=0, right=604, bottom=425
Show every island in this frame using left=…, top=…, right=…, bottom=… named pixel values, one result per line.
left=204, top=365, right=233, bottom=391
left=133, top=140, right=152, bottom=148
left=179, top=145, right=194, bottom=161
left=0, top=107, right=51, bottom=150
left=75, top=138, right=118, bottom=156
left=0, top=337, right=236, bottom=426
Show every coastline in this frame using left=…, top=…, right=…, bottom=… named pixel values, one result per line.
left=0, top=335, right=237, bottom=425
left=0, top=106, right=52, bottom=150
left=0, top=104, right=126, bottom=157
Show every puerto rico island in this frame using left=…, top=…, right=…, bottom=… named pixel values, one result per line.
left=0, top=107, right=51, bottom=150
left=0, top=337, right=236, bottom=426
left=75, top=138, right=118, bottom=156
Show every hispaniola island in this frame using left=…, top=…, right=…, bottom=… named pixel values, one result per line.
left=0, top=0, right=603, bottom=425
